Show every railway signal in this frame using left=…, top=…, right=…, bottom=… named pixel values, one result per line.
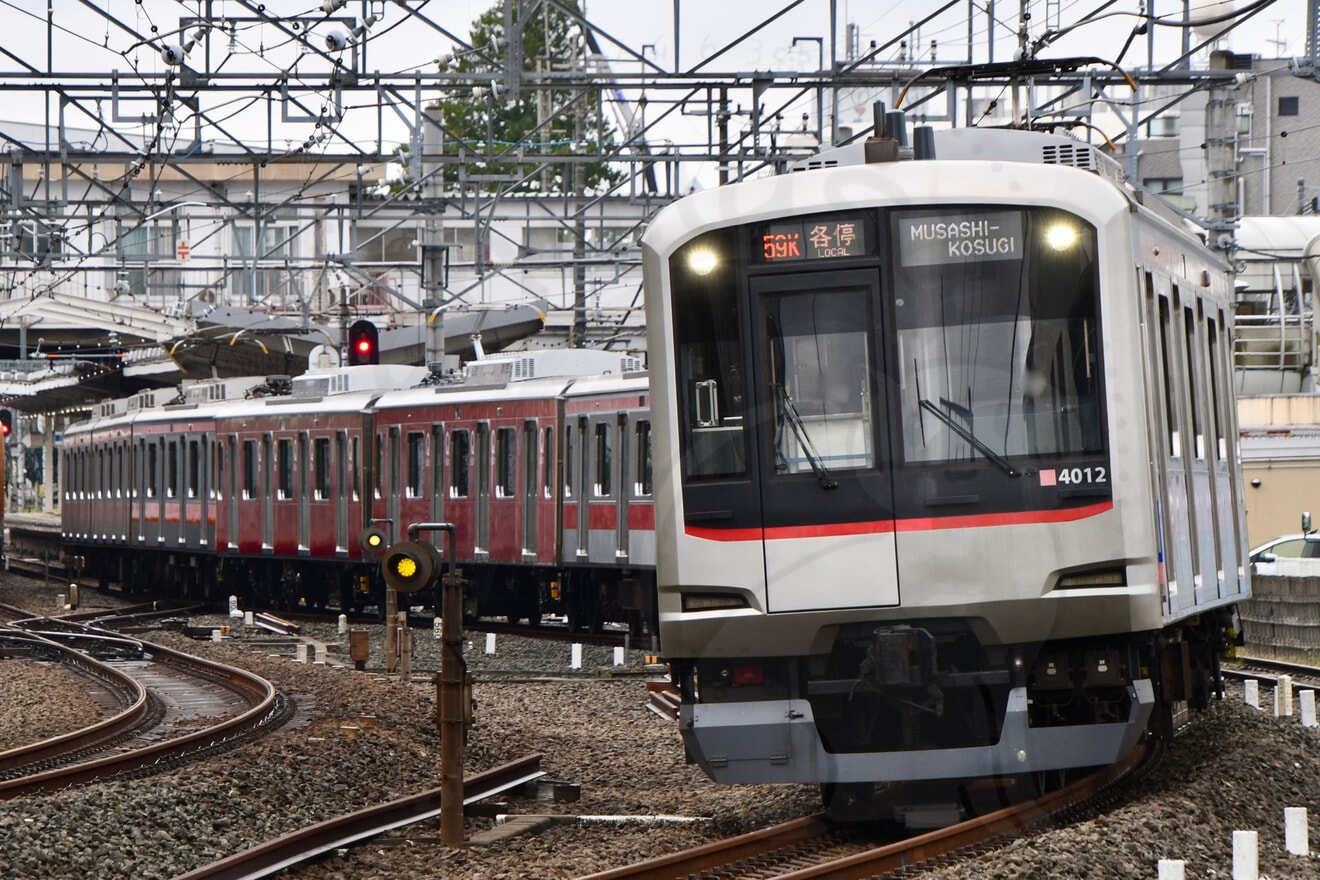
left=381, top=539, right=442, bottom=593
left=347, top=319, right=379, bottom=366
left=0, top=409, right=11, bottom=437
left=358, top=526, right=390, bottom=557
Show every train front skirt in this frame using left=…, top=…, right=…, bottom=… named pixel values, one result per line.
left=679, top=680, right=1155, bottom=783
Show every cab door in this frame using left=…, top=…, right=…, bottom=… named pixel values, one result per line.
left=749, top=269, right=898, bottom=612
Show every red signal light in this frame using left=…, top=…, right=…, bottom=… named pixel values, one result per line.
left=0, top=409, right=11, bottom=437
left=346, top=319, right=379, bottom=366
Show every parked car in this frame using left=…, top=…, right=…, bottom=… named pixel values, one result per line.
left=1250, top=532, right=1320, bottom=575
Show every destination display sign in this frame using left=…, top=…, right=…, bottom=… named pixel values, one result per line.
left=756, top=214, right=872, bottom=263
left=896, top=210, right=1024, bottom=267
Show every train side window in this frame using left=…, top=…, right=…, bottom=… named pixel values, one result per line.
left=188, top=439, right=200, bottom=499
left=167, top=440, right=179, bottom=499
left=635, top=420, right=653, bottom=497
left=450, top=429, right=470, bottom=498
left=406, top=431, right=425, bottom=498
left=1183, top=305, right=1206, bottom=460
left=496, top=427, right=516, bottom=498
left=1206, top=313, right=1228, bottom=460
left=350, top=435, right=360, bottom=502
left=564, top=425, right=574, bottom=498
left=594, top=422, right=613, bottom=497
left=147, top=441, right=159, bottom=499
left=542, top=426, right=555, bottom=499
left=1156, top=294, right=1181, bottom=458
left=277, top=438, right=294, bottom=500
left=243, top=439, right=257, bottom=499
left=314, top=437, right=331, bottom=500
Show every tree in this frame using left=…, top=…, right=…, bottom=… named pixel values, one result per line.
left=429, top=0, right=622, bottom=196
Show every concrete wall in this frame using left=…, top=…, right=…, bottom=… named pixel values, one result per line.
left=1240, top=574, right=1320, bottom=664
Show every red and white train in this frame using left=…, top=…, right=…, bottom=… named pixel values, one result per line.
left=59, top=349, right=658, bottom=635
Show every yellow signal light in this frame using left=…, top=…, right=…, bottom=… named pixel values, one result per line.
left=381, top=540, right=443, bottom=593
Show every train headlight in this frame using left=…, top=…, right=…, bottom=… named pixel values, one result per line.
left=1045, top=224, right=1078, bottom=251
left=687, top=250, right=718, bottom=275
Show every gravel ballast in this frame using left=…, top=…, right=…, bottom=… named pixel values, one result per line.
left=4, top=577, right=1320, bottom=879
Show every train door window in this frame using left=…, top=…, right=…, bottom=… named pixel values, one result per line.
left=594, top=422, right=613, bottom=497
left=430, top=425, right=445, bottom=520
left=277, top=438, right=294, bottom=500
left=188, top=439, right=200, bottom=499
left=147, top=442, right=159, bottom=498
left=336, top=432, right=348, bottom=499
left=477, top=424, right=491, bottom=499
left=376, top=433, right=385, bottom=501
left=524, top=421, right=538, bottom=552
left=387, top=428, right=401, bottom=505
left=450, top=429, right=470, bottom=498
left=542, top=426, right=554, bottom=499
left=167, top=440, right=179, bottom=498
left=496, top=427, right=516, bottom=498
left=350, top=435, right=360, bottom=502
left=315, top=437, right=331, bottom=500
left=564, top=424, right=574, bottom=498
left=635, top=420, right=653, bottom=496
left=406, top=431, right=425, bottom=498
left=892, top=207, right=1102, bottom=465
left=1157, top=295, right=1181, bottom=457
left=669, top=228, right=748, bottom=479
left=243, top=439, right=257, bottom=499
left=1206, top=313, right=1229, bottom=460
left=298, top=433, right=309, bottom=500
left=216, top=441, right=224, bottom=501
left=1183, top=305, right=1207, bottom=460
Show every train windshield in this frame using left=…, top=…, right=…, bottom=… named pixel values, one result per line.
left=891, top=207, right=1103, bottom=468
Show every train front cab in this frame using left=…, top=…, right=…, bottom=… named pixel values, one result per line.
left=645, top=159, right=1248, bottom=795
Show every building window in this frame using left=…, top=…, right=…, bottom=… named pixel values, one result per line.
left=1147, top=115, right=1179, bottom=137
left=1280, top=96, right=1300, bottom=116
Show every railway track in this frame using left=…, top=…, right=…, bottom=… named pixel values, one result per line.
left=577, top=741, right=1157, bottom=880
left=171, top=755, right=545, bottom=880
left=0, top=616, right=289, bottom=797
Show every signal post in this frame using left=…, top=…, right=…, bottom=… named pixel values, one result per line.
left=379, top=522, right=465, bottom=848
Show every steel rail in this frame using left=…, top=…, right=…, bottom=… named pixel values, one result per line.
left=0, top=631, right=149, bottom=773
left=580, top=742, right=1150, bottom=880
left=169, top=754, right=545, bottom=880
left=0, top=638, right=278, bottom=797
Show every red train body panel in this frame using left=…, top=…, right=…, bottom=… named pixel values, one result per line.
left=59, top=352, right=657, bottom=635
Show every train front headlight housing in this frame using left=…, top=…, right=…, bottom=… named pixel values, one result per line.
left=682, top=592, right=750, bottom=612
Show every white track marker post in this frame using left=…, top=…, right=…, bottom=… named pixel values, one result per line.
left=1233, top=829, right=1258, bottom=880
left=1286, top=807, right=1309, bottom=856
left=486, top=633, right=497, bottom=655
left=614, top=646, right=625, bottom=666
left=571, top=643, right=583, bottom=669
left=1276, top=675, right=1294, bottom=717
left=296, top=643, right=308, bottom=663
left=1302, top=690, right=1318, bottom=728
left=1244, top=679, right=1259, bottom=709
left=1157, top=860, right=1185, bottom=880
left=338, top=613, right=348, bottom=635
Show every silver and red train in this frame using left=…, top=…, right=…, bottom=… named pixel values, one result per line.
left=59, top=349, right=658, bottom=635
left=640, top=125, right=1250, bottom=809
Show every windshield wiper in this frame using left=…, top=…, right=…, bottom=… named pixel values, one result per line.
left=774, top=384, right=838, bottom=490
left=919, top=397, right=1019, bottom=477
